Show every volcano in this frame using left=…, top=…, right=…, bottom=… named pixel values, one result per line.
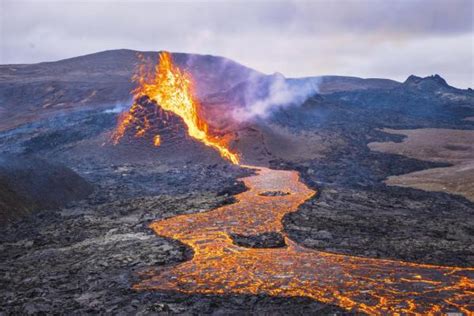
left=1, top=50, right=473, bottom=315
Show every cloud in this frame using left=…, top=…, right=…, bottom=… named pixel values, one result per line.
left=0, top=0, right=472, bottom=88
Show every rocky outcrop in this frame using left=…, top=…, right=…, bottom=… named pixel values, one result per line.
left=230, top=232, right=286, bottom=248
left=403, top=74, right=454, bottom=92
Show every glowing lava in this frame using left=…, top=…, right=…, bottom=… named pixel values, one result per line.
left=135, top=166, right=474, bottom=315
left=113, top=51, right=472, bottom=314
left=112, top=52, right=239, bottom=164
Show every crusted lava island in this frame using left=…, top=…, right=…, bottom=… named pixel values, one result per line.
left=1, top=50, right=473, bottom=315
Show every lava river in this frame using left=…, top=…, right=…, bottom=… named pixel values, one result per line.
left=134, top=166, right=473, bottom=315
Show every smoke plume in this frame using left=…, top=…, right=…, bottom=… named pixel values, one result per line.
left=232, top=73, right=320, bottom=122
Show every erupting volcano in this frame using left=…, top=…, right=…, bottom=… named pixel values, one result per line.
left=107, top=53, right=474, bottom=315
left=112, top=52, right=239, bottom=164
left=3, top=0, right=474, bottom=314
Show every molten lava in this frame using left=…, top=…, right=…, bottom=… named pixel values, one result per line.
left=135, top=167, right=473, bottom=315
left=153, top=135, right=161, bottom=147
left=112, top=52, right=472, bottom=314
left=112, top=52, right=239, bottom=164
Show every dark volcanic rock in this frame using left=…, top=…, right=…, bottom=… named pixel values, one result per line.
left=267, top=79, right=474, bottom=267
left=0, top=155, right=93, bottom=224
left=217, top=180, right=248, bottom=197
left=283, top=182, right=474, bottom=267
left=259, top=190, right=291, bottom=196
left=230, top=232, right=286, bottom=248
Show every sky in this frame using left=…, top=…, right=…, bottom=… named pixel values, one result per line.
left=1, top=0, right=473, bottom=88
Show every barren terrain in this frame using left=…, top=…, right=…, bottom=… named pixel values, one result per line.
left=1, top=50, right=473, bottom=314
left=369, top=128, right=474, bottom=201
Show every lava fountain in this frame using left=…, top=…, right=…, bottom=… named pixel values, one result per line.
left=113, top=53, right=473, bottom=315
left=112, top=52, right=239, bottom=164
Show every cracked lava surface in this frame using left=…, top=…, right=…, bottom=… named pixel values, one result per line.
left=134, top=166, right=474, bottom=315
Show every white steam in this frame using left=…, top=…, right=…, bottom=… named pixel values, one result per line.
left=103, top=103, right=129, bottom=113
left=232, top=73, right=320, bottom=122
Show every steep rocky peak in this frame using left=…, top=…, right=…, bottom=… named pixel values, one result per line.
left=404, top=74, right=450, bottom=90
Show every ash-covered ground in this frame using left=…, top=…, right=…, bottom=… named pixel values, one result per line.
left=1, top=50, right=473, bottom=314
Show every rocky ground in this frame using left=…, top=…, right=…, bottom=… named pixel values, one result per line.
left=284, top=176, right=474, bottom=267
left=1, top=51, right=473, bottom=314
left=269, top=76, right=474, bottom=268
left=2, top=159, right=346, bottom=314
left=0, top=108, right=347, bottom=313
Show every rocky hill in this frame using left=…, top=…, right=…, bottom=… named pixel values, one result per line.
left=0, top=49, right=400, bottom=131
left=0, top=155, right=93, bottom=224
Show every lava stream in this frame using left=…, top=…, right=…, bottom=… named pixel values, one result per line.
left=135, top=166, right=473, bottom=315
left=113, top=52, right=473, bottom=315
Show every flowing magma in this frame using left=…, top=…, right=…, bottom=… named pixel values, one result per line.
left=112, top=52, right=239, bottom=164
left=114, top=53, right=473, bottom=314
left=135, top=166, right=473, bottom=315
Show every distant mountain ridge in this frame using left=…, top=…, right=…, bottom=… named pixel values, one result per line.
left=0, top=49, right=464, bottom=131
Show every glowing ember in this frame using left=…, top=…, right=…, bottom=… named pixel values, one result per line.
left=135, top=166, right=474, bottom=315
left=153, top=135, right=161, bottom=146
left=112, top=52, right=239, bottom=164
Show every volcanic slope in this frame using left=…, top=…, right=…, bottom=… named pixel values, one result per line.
left=1, top=50, right=473, bottom=314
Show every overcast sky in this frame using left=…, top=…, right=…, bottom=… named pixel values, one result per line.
left=1, top=0, right=473, bottom=88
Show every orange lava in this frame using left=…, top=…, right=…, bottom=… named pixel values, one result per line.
left=112, top=52, right=239, bottom=164
left=135, top=166, right=474, bottom=315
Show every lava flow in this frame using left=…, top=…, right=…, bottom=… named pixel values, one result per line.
left=112, top=52, right=239, bottom=164
left=135, top=167, right=473, bottom=315
left=115, top=53, right=473, bottom=314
